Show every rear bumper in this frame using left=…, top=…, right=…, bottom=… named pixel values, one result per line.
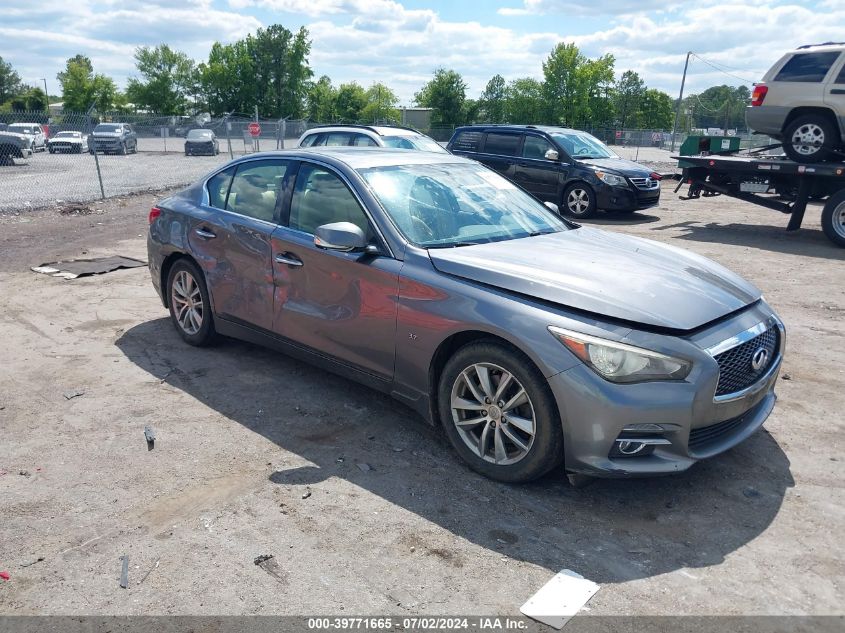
left=745, top=106, right=789, bottom=138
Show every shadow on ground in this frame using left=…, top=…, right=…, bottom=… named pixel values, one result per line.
left=117, top=318, right=793, bottom=584
left=577, top=212, right=662, bottom=226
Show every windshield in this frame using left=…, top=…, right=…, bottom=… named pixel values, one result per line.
left=550, top=131, right=616, bottom=159
left=187, top=129, right=212, bottom=139
left=359, top=162, right=569, bottom=247
left=94, top=124, right=120, bottom=133
left=382, top=135, right=448, bottom=153
left=9, top=124, right=34, bottom=133
left=56, top=132, right=79, bottom=138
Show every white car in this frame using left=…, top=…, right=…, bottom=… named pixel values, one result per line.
left=298, top=125, right=448, bottom=153
left=47, top=131, right=89, bottom=154
left=746, top=42, right=845, bottom=163
left=7, top=123, right=47, bottom=153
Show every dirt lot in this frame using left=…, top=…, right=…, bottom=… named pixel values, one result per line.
left=0, top=183, right=842, bottom=619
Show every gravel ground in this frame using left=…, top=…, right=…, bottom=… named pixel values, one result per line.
left=0, top=183, right=842, bottom=619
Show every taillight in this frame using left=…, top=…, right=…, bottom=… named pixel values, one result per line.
left=751, top=84, right=768, bottom=107
left=149, top=207, right=161, bottom=224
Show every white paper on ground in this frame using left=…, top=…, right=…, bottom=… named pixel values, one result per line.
left=519, top=569, right=600, bottom=629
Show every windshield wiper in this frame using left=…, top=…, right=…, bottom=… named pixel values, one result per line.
left=426, top=241, right=481, bottom=249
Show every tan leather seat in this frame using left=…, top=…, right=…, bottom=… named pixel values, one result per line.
left=292, top=172, right=368, bottom=235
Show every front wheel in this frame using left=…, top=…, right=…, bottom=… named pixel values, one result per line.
left=783, top=114, right=839, bottom=163
left=119, top=142, right=127, bottom=155
left=167, top=259, right=217, bottom=346
left=562, top=183, right=597, bottom=218
left=438, top=341, right=564, bottom=483
left=821, top=190, right=845, bottom=248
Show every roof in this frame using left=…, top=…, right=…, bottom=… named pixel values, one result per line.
left=301, top=124, right=422, bottom=137
left=454, top=124, right=583, bottom=135
left=233, top=147, right=469, bottom=170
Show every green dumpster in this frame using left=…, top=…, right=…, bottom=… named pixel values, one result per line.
left=678, top=135, right=741, bottom=168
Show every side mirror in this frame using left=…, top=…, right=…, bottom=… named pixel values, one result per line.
left=544, top=149, right=559, bottom=161
left=314, top=222, right=367, bottom=252
left=544, top=201, right=559, bottom=214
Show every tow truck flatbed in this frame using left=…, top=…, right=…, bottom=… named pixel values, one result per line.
left=673, top=152, right=845, bottom=247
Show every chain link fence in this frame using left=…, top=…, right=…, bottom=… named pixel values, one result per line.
left=1, top=110, right=777, bottom=213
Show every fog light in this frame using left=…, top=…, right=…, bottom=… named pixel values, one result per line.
left=609, top=435, right=671, bottom=459
left=617, top=440, right=647, bottom=455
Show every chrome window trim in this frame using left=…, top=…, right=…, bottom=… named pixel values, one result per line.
left=707, top=315, right=785, bottom=403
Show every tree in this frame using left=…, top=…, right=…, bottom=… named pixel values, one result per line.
left=361, top=82, right=400, bottom=123
left=0, top=56, right=23, bottom=105
left=480, top=74, right=507, bottom=123
left=306, top=75, right=337, bottom=122
left=684, top=85, right=751, bottom=131
left=10, top=87, right=47, bottom=112
left=334, top=82, right=367, bottom=121
left=126, top=44, right=196, bottom=114
left=505, top=77, right=544, bottom=124
left=542, top=43, right=586, bottom=126
left=57, top=55, right=118, bottom=112
left=197, top=40, right=255, bottom=116
left=415, top=68, right=467, bottom=126
left=580, top=54, right=615, bottom=128
left=637, top=88, right=673, bottom=129
left=614, top=70, right=645, bottom=128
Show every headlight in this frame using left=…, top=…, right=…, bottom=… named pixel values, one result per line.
left=548, top=326, right=691, bottom=383
left=595, top=171, right=628, bottom=187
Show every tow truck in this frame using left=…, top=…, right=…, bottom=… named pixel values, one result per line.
left=674, top=144, right=845, bottom=248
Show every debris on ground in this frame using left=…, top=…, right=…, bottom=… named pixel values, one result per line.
left=119, top=555, right=129, bottom=589
left=20, top=557, right=44, bottom=568
left=782, top=373, right=792, bottom=381
left=356, top=463, right=372, bottom=472
left=144, top=426, right=156, bottom=450
left=743, top=486, right=761, bottom=498
left=137, top=559, right=159, bottom=586
left=57, top=203, right=95, bottom=216
left=0, top=571, right=10, bottom=581
left=18, top=470, right=30, bottom=477
left=520, top=569, right=600, bottom=629
left=32, top=256, right=147, bottom=280
left=253, top=554, right=285, bottom=584
left=63, top=389, right=85, bottom=400
left=301, top=490, right=311, bottom=499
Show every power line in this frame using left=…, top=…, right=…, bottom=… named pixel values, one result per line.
left=690, top=53, right=757, bottom=84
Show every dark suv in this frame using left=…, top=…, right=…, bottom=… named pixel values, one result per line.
left=89, top=123, right=138, bottom=155
left=447, top=125, right=660, bottom=218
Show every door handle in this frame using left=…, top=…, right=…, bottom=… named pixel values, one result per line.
left=275, top=253, right=303, bottom=267
left=830, top=88, right=845, bottom=94
left=194, top=228, right=216, bottom=239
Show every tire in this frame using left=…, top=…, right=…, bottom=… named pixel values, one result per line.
left=782, top=114, right=840, bottom=163
left=562, top=182, right=597, bottom=218
left=166, top=259, right=217, bottom=346
left=48, top=147, right=54, bottom=154
left=119, top=142, right=127, bottom=156
left=437, top=340, right=564, bottom=483
left=821, top=190, right=845, bottom=248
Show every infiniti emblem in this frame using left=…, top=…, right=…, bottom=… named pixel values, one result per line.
left=751, top=347, right=769, bottom=372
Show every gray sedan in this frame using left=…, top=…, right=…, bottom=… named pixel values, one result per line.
left=147, top=148, right=784, bottom=482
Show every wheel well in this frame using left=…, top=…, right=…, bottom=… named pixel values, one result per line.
left=561, top=180, right=593, bottom=203
left=159, top=252, right=197, bottom=308
left=783, top=107, right=840, bottom=135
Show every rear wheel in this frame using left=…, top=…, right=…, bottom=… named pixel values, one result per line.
left=167, top=259, right=217, bottom=346
left=562, top=183, right=597, bottom=218
left=783, top=114, right=839, bottom=163
left=438, top=341, right=563, bottom=483
left=821, top=190, right=845, bottom=248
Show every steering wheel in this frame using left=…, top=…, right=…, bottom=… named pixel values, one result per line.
left=411, top=215, right=436, bottom=242
left=576, top=148, right=590, bottom=155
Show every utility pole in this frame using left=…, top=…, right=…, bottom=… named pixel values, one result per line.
left=670, top=51, right=692, bottom=152
left=39, top=78, right=49, bottom=114
left=87, top=102, right=105, bottom=200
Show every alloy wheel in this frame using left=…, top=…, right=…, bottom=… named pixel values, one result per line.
left=790, top=123, right=825, bottom=156
left=171, top=270, right=204, bottom=335
left=567, top=188, right=591, bottom=214
left=450, top=362, right=536, bottom=465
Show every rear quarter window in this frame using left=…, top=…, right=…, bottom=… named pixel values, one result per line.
left=450, top=130, right=483, bottom=152
left=774, top=52, right=841, bottom=82
left=483, top=132, right=521, bottom=156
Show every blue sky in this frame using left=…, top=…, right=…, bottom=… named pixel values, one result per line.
left=2, top=0, right=843, bottom=106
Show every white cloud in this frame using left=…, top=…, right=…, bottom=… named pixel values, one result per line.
left=498, top=0, right=677, bottom=16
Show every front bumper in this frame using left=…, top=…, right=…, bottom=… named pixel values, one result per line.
left=596, top=183, right=660, bottom=211
left=186, top=142, right=216, bottom=155
left=547, top=308, right=783, bottom=477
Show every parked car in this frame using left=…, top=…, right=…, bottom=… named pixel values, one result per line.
left=89, top=123, right=137, bottom=155
left=185, top=129, right=219, bottom=156
left=47, top=131, right=89, bottom=154
left=7, top=123, right=46, bottom=152
left=0, top=129, right=34, bottom=165
left=147, top=148, right=784, bottom=483
left=746, top=42, right=845, bottom=163
left=298, top=124, right=448, bottom=153
left=447, top=125, right=660, bottom=218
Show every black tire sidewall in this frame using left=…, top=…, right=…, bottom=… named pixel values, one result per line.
left=437, top=341, right=564, bottom=483
left=783, top=115, right=838, bottom=163
left=562, top=182, right=597, bottom=218
left=821, top=190, right=845, bottom=248
left=166, top=260, right=217, bottom=346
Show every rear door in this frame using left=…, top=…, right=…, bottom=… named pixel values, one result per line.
left=270, top=161, right=401, bottom=378
left=513, top=134, right=564, bottom=202
left=478, top=131, right=522, bottom=180
left=189, top=158, right=293, bottom=331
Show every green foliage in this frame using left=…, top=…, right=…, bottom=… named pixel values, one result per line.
left=0, top=56, right=23, bottom=105
left=505, top=77, right=545, bottom=123
left=361, top=82, right=400, bottom=123
left=126, top=44, right=196, bottom=115
left=614, top=70, right=645, bottom=128
left=334, top=82, right=367, bottom=122
left=57, top=55, right=118, bottom=112
left=415, top=68, right=467, bottom=126
left=307, top=75, right=337, bottom=122
left=480, top=74, right=507, bottom=123
left=637, top=88, right=673, bottom=129
left=683, top=85, right=751, bottom=131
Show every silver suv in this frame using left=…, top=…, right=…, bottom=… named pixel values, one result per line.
left=298, top=124, right=447, bottom=153
left=746, top=42, right=845, bottom=163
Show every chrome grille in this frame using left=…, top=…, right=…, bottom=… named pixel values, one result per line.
left=713, top=326, right=779, bottom=396
left=629, top=177, right=659, bottom=190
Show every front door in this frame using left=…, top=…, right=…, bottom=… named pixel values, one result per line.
left=271, top=162, right=401, bottom=379
left=513, top=134, right=565, bottom=202
left=189, top=158, right=292, bottom=331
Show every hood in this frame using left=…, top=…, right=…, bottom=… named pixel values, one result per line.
left=49, top=137, right=83, bottom=143
left=0, top=131, right=29, bottom=142
left=427, top=228, right=760, bottom=331
left=92, top=131, right=122, bottom=137
left=578, top=156, right=652, bottom=176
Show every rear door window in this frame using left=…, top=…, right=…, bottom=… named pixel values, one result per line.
left=483, top=132, right=521, bottom=156
left=300, top=133, right=322, bottom=147
left=774, top=52, right=841, bottom=82
left=325, top=132, right=353, bottom=146
left=206, top=167, right=235, bottom=209
left=225, top=160, right=290, bottom=222
left=352, top=133, right=378, bottom=146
